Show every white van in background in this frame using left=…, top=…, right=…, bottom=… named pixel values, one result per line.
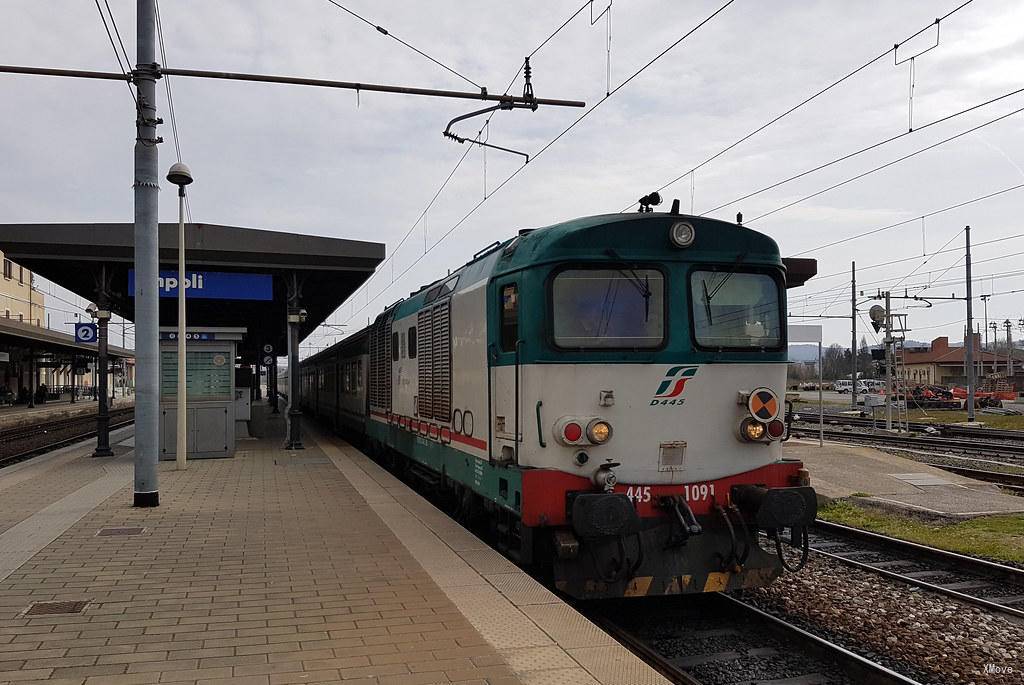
left=835, top=379, right=854, bottom=393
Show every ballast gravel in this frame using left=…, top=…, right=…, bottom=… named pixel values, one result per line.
left=744, top=555, right=1024, bottom=685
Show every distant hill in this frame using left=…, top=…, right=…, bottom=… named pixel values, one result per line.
left=788, top=344, right=820, bottom=362
left=789, top=342, right=894, bottom=362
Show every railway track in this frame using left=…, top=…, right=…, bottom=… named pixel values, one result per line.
left=795, top=410, right=1024, bottom=442
left=0, top=409, right=134, bottom=468
left=791, top=425, right=1024, bottom=462
left=587, top=593, right=923, bottom=684
left=936, top=465, right=1024, bottom=492
left=809, top=520, right=1024, bottom=620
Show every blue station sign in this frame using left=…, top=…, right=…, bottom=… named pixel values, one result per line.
left=128, top=270, right=273, bottom=301
left=74, top=322, right=98, bottom=343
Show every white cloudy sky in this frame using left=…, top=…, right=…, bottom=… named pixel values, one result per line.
left=2, top=0, right=1023, bottom=353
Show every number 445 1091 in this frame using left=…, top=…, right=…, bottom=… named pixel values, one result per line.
left=624, top=483, right=715, bottom=503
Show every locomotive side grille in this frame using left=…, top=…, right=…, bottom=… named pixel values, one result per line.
left=417, top=307, right=434, bottom=418
left=381, top=315, right=392, bottom=410
left=369, top=310, right=394, bottom=411
left=432, top=300, right=452, bottom=422
left=368, top=324, right=378, bottom=407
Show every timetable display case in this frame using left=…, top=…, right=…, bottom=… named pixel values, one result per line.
left=158, top=328, right=245, bottom=459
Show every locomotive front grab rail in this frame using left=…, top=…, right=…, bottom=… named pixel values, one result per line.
left=514, top=339, right=524, bottom=463
left=535, top=400, right=546, bottom=448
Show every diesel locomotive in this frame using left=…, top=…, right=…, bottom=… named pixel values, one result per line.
left=300, top=209, right=818, bottom=599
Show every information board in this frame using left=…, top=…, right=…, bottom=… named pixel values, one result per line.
left=160, top=350, right=232, bottom=400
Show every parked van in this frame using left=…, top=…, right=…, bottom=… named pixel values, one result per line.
left=835, top=379, right=854, bottom=393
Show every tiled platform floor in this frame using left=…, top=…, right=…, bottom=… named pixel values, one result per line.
left=0, top=411, right=666, bottom=685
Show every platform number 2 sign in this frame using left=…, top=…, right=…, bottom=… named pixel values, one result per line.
left=75, top=322, right=98, bottom=343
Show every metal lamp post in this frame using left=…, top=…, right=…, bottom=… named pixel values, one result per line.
left=87, top=302, right=113, bottom=456
left=166, top=162, right=193, bottom=471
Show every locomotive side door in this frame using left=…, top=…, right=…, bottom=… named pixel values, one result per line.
left=489, top=276, right=522, bottom=464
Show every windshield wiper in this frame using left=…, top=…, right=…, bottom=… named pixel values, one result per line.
left=617, top=268, right=652, bottom=322
left=701, top=279, right=713, bottom=325
left=706, top=246, right=751, bottom=301
left=603, top=249, right=654, bottom=322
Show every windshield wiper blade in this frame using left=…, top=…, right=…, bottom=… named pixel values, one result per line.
left=702, top=279, right=713, bottom=325
left=707, top=247, right=751, bottom=300
left=611, top=265, right=653, bottom=322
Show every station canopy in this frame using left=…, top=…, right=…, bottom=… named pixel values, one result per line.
left=0, top=316, right=133, bottom=359
left=0, top=223, right=384, bottom=363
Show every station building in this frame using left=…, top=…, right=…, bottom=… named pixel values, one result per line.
left=1, top=251, right=45, bottom=326
left=901, top=334, right=1024, bottom=389
left=1, top=250, right=134, bottom=405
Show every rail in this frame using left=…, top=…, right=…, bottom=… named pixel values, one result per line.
left=809, top=520, right=1024, bottom=620
left=795, top=410, right=1024, bottom=441
left=0, top=409, right=135, bottom=468
left=588, top=593, right=922, bottom=685
left=791, top=425, right=1024, bottom=461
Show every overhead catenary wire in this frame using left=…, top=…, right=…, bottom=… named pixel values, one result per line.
left=324, top=0, right=481, bottom=89
left=102, top=0, right=132, bottom=71
left=810, top=225, right=966, bottom=318
left=887, top=226, right=967, bottom=291
left=337, top=0, right=738, bottom=330
left=787, top=183, right=1024, bottom=257
left=807, top=233, right=1024, bottom=282
left=701, top=85, right=1024, bottom=217
left=744, top=103, right=1024, bottom=224
left=793, top=265, right=1024, bottom=309
left=154, top=0, right=191, bottom=223
left=327, top=0, right=614, bottom=326
left=617, top=0, right=977, bottom=212
left=91, top=0, right=136, bottom=105
left=791, top=252, right=1024, bottom=306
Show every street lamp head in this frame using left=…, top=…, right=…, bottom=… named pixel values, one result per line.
left=166, top=162, right=194, bottom=187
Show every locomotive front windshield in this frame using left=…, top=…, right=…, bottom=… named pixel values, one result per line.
left=690, top=270, right=782, bottom=348
left=551, top=268, right=665, bottom=348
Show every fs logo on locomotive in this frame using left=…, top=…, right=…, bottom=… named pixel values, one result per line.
left=651, top=365, right=698, bottom=406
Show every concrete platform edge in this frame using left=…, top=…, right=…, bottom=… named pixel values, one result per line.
left=311, top=428, right=670, bottom=685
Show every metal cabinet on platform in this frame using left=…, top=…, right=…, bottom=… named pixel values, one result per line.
left=158, top=327, right=245, bottom=459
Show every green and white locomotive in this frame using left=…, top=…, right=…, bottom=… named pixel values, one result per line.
left=301, top=208, right=818, bottom=599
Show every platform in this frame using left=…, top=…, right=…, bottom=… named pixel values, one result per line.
left=0, top=396, right=134, bottom=430
left=0, top=408, right=666, bottom=685
left=786, top=440, right=1024, bottom=518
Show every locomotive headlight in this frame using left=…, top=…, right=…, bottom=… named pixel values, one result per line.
left=740, top=417, right=766, bottom=442
left=669, top=221, right=695, bottom=248
left=587, top=419, right=613, bottom=444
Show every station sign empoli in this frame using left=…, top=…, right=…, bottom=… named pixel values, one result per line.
left=128, top=270, right=272, bottom=301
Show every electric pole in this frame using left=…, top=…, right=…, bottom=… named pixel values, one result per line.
left=133, top=0, right=160, bottom=507
left=980, top=294, right=990, bottom=376
left=884, top=291, right=893, bottom=431
left=1006, top=320, right=1015, bottom=377
left=851, top=261, right=857, bottom=410
left=991, top=321, right=1000, bottom=374
left=964, top=226, right=975, bottom=422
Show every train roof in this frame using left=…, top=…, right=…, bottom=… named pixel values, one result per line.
left=308, top=212, right=814, bottom=356
left=495, top=213, right=781, bottom=274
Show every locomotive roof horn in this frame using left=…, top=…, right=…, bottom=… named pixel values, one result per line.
left=638, top=191, right=662, bottom=213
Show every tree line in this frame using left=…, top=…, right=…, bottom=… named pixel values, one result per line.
left=789, top=336, right=879, bottom=382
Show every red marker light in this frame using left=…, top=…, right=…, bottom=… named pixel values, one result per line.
left=766, top=420, right=785, bottom=439
left=563, top=422, right=583, bottom=443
